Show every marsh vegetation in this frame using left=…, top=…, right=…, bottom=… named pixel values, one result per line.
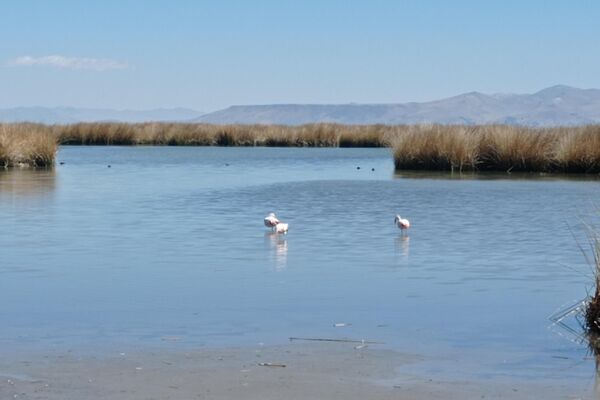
left=54, top=122, right=391, bottom=147
left=391, top=124, right=600, bottom=173
left=0, top=124, right=57, bottom=167
left=2, top=122, right=600, bottom=173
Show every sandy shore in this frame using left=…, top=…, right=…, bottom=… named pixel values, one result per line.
left=0, top=342, right=596, bottom=400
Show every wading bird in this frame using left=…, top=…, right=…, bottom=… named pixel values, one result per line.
left=264, top=213, right=280, bottom=231
left=274, top=222, right=289, bottom=234
left=394, top=215, right=410, bottom=231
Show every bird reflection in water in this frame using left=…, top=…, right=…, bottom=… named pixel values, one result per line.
left=395, top=235, right=410, bottom=258
left=265, top=232, right=288, bottom=270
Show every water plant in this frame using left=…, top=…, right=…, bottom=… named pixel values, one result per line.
left=586, top=233, right=600, bottom=336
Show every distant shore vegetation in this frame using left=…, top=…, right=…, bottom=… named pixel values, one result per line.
left=1, top=122, right=600, bottom=173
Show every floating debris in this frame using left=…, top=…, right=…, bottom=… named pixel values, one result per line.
left=258, top=362, right=286, bottom=368
left=161, top=336, right=181, bottom=342
left=289, top=337, right=383, bottom=344
left=333, top=322, right=351, bottom=327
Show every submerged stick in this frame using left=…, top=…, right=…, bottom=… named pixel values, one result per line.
left=289, top=337, right=384, bottom=344
left=258, top=362, right=286, bottom=368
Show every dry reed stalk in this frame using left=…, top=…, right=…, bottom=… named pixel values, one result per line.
left=391, top=125, right=480, bottom=171
left=553, top=126, right=600, bottom=173
left=586, top=234, right=600, bottom=335
left=478, top=125, right=556, bottom=171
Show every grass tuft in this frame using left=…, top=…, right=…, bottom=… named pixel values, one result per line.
left=391, top=124, right=600, bottom=173
left=0, top=124, right=57, bottom=167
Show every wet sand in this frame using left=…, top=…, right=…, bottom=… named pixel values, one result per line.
left=0, top=342, right=594, bottom=400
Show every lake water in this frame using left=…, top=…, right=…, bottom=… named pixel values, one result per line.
left=1, top=146, right=600, bottom=390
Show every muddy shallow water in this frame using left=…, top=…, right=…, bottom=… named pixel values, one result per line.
left=1, top=146, right=600, bottom=396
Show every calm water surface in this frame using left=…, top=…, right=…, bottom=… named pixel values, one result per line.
left=1, top=146, right=600, bottom=389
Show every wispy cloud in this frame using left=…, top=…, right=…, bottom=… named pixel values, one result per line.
left=7, top=55, right=129, bottom=71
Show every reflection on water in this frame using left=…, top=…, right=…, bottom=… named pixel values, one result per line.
left=394, top=235, right=410, bottom=258
left=592, top=348, right=600, bottom=397
left=395, top=170, right=600, bottom=181
left=580, top=334, right=600, bottom=396
left=265, top=232, right=288, bottom=270
left=0, top=168, right=56, bottom=199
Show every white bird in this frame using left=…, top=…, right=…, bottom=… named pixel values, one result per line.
left=274, top=222, right=289, bottom=234
left=394, top=215, right=410, bottom=231
left=264, top=213, right=280, bottom=230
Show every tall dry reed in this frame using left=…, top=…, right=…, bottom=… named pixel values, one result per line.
left=52, top=122, right=389, bottom=147
left=390, top=125, right=479, bottom=171
left=0, top=124, right=57, bottom=167
left=391, top=124, right=600, bottom=173
left=2, top=122, right=600, bottom=173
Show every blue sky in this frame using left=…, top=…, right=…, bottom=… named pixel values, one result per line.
left=1, top=0, right=599, bottom=111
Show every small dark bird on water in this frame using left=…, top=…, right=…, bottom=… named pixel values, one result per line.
left=371, top=168, right=375, bottom=171
left=59, top=161, right=65, bottom=165
left=356, top=166, right=361, bottom=170
left=107, top=165, right=111, bottom=168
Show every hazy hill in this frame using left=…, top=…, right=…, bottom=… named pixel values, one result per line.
left=194, top=85, right=600, bottom=126
left=0, top=107, right=204, bottom=124
left=2, top=85, right=599, bottom=126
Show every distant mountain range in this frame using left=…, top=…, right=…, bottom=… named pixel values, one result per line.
left=0, top=107, right=204, bottom=124
left=2, top=85, right=599, bottom=126
left=195, top=85, right=600, bottom=126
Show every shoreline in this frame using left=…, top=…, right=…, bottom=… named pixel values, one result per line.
left=0, top=342, right=596, bottom=399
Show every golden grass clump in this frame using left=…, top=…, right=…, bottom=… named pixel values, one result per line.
left=391, top=125, right=479, bottom=171
left=339, top=125, right=389, bottom=147
left=553, top=126, right=600, bottom=173
left=478, top=126, right=556, bottom=172
left=57, top=123, right=136, bottom=145
left=0, top=124, right=57, bottom=167
left=392, top=124, right=600, bottom=174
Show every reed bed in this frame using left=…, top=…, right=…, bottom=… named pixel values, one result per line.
left=2, top=122, right=600, bottom=173
left=53, top=122, right=395, bottom=147
left=0, top=124, right=57, bottom=167
left=391, top=124, right=600, bottom=173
